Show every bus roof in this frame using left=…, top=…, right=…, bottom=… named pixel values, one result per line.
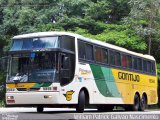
left=13, top=31, right=155, bottom=61
left=13, top=31, right=83, bottom=39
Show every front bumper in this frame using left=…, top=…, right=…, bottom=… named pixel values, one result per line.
left=6, top=92, right=60, bottom=105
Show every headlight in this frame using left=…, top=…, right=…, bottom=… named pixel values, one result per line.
left=7, top=96, right=14, bottom=100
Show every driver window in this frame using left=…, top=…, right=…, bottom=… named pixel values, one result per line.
left=59, top=53, right=75, bottom=86
left=61, top=55, right=69, bottom=69
left=60, top=54, right=70, bottom=86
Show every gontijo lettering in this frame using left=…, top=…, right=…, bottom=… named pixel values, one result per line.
left=118, top=72, right=140, bottom=82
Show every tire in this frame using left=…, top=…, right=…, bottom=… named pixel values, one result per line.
left=132, top=94, right=140, bottom=111
left=97, top=105, right=114, bottom=112
left=125, top=94, right=140, bottom=111
left=76, top=91, right=85, bottom=113
left=37, top=106, right=44, bottom=113
left=139, top=95, right=147, bottom=111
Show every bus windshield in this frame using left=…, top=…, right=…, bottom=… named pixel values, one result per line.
left=10, top=36, right=60, bottom=51
left=8, top=52, right=59, bottom=83
left=10, top=35, right=75, bottom=52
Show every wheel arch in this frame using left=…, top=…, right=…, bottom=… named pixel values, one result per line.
left=142, top=92, right=148, bottom=104
left=135, top=91, right=141, bottom=101
left=135, top=91, right=140, bottom=96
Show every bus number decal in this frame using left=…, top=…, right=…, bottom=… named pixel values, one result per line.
left=149, top=79, right=155, bottom=83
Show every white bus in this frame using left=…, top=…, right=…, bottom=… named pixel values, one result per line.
left=6, top=32, right=157, bottom=112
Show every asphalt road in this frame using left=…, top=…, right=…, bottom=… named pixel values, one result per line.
left=0, top=108, right=160, bottom=120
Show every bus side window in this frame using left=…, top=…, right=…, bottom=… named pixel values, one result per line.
left=85, top=44, right=94, bottom=61
left=127, top=55, right=132, bottom=69
left=151, top=62, right=156, bottom=75
left=122, top=55, right=127, bottom=67
left=143, top=60, right=147, bottom=72
left=115, top=52, right=121, bottom=66
left=147, top=61, right=151, bottom=73
left=109, top=50, right=115, bottom=65
left=102, top=49, right=108, bottom=64
left=133, top=57, right=138, bottom=70
left=95, top=47, right=102, bottom=63
left=61, top=36, right=75, bottom=52
left=78, top=40, right=86, bottom=59
left=137, top=58, right=142, bottom=71
left=109, top=50, right=121, bottom=66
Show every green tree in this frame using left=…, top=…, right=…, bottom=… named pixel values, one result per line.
left=125, top=0, right=160, bottom=55
left=85, top=0, right=110, bottom=21
left=74, top=22, right=146, bottom=51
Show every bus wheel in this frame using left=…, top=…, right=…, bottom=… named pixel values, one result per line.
left=97, top=105, right=114, bottom=112
left=37, top=106, right=44, bottom=113
left=132, top=94, right=140, bottom=111
left=76, top=91, right=85, bottom=113
left=125, top=94, right=140, bottom=111
left=140, top=95, right=147, bottom=111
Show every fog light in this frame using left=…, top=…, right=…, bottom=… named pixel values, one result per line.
left=44, top=95, right=52, bottom=99
left=7, top=96, right=14, bottom=100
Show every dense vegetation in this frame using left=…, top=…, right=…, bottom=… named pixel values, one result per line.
left=0, top=0, right=160, bottom=105
left=0, top=0, right=159, bottom=57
